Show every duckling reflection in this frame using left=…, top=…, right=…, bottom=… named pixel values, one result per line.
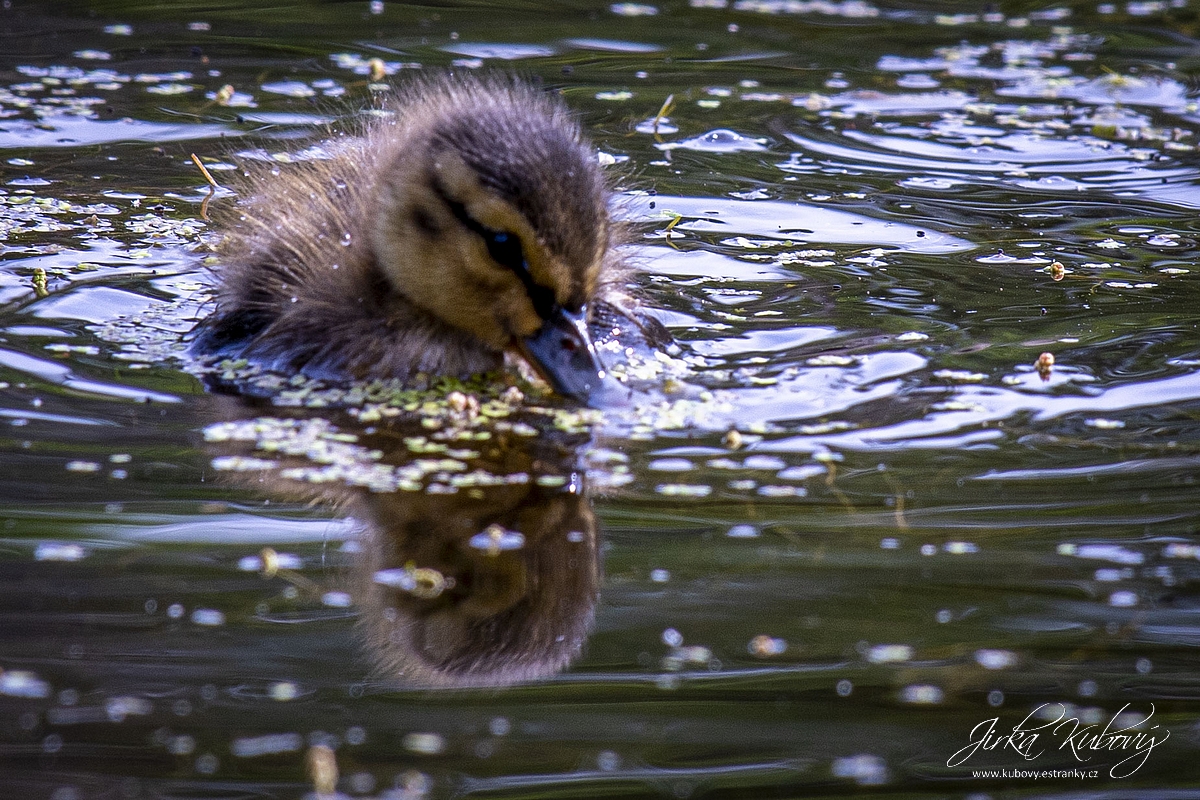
left=193, top=75, right=667, bottom=406
left=203, top=394, right=599, bottom=688
left=356, top=471, right=598, bottom=688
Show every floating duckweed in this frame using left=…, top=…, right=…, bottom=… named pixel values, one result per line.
left=807, top=354, right=856, bottom=367
left=268, top=682, right=299, bottom=702
left=232, top=732, right=303, bottom=757
left=831, top=754, right=888, bottom=786
left=975, top=649, right=1017, bottom=670
left=943, top=541, right=978, bottom=555
left=743, top=455, right=786, bottom=470
left=402, top=732, right=446, bottom=755
left=655, top=483, right=712, bottom=497
left=307, top=744, right=339, bottom=795
left=896, top=331, right=929, bottom=342
left=373, top=566, right=447, bottom=598
left=866, top=644, right=913, bottom=664
left=212, top=456, right=277, bottom=471
left=106, top=696, right=152, bottom=721
left=1035, top=351, right=1055, bottom=379
left=932, top=400, right=986, bottom=412
left=469, top=524, right=526, bottom=554
left=236, top=548, right=302, bottom=575
left=0, top=670, right=51, bottom=698
left=596, top=750, right=621, bottom=772
left=31, top=267, right=49, bottom=298
left=647, top=458, right=693, bottom=472
left=900, top=684, right=944, bottom=705
left=321, top=591, right=352, bottom=608
left=757, top=485, right=806, bottom=497
left=777, top=465, right=823, bottom=480
left=749, top=635, right=787, bottom=656
left=445, top=390, right=479, bottom=416
left=669, top=645, right=712, bottom=668
left=190, top=609, right=225, bottom=626
left=65, top=460, right=101, bottom=473
left=1109, top=591, right=1138, bottom=607
left=535, top=475, right=567, bottom=487
left=1164, top=543, right=1200, bottom=558
left=655, top=674, right=681, bottom=691
left=932, top=369, right=986, bottom=382
left=448, top=470, right=507, bottom=488
left=374, top=568, right=417, bottom=591
left=167, top=735, right=196, bottom=756
left=35, top=543, right=87, bottom=562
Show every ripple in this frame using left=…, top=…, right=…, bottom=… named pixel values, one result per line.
left=624, top=194, right=972, bottom=252
left=0, top=115, right=233, bottom=148
left=83, top=513, right=361, bottom=545
left=565, top=38, right=662, bottom=53
left=440, top=42, right=557, bottom=60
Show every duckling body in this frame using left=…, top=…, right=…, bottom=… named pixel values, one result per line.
left=194, top=75, right=662, bottom=403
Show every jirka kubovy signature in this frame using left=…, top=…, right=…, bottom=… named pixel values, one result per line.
left=947, top=703, right=1168, bottom=779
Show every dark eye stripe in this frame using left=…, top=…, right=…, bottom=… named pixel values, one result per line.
left=431, top=181, right=557, bottom=320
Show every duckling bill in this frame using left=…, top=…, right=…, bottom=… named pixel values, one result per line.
left=193, top=76, right=657, bottom=405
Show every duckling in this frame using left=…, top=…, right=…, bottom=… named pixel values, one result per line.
left=192, top=74, right=664, bottom=405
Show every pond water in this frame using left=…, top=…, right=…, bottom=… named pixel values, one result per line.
left=3, top=0, right=1200, bottom=797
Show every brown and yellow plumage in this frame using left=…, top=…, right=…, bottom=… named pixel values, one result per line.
left=193, top=74, right=662, bottom=403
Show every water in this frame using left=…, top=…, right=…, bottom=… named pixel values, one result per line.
left=2, top=1, right=1200, bottom=797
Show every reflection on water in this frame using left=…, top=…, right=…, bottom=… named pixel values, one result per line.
left=356, top=482, right=597, bottom=688
left=205, top=396, right=601, bottom=689
left=4, top=0, right=1200, bottom=797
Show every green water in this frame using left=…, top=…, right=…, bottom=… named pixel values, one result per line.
left=3, top=1, right=1200, bottom=797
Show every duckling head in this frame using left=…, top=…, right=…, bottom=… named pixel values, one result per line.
left=369, top=80, right=619, bottom=405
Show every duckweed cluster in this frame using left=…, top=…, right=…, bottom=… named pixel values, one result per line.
left=206, top=414, right=538, bottom=494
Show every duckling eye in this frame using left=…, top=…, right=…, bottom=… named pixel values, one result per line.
left=485, top=231, right=524, bottom=274
left=483, top=230, right=556, bottom=320
left=430, top=183, right=557, bottom=319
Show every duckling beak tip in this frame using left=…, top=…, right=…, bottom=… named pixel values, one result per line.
left=518, top=306, right=628, bottom=408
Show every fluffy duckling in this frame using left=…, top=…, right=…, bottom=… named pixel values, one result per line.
left=193, top=75, right=660, bottom=404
